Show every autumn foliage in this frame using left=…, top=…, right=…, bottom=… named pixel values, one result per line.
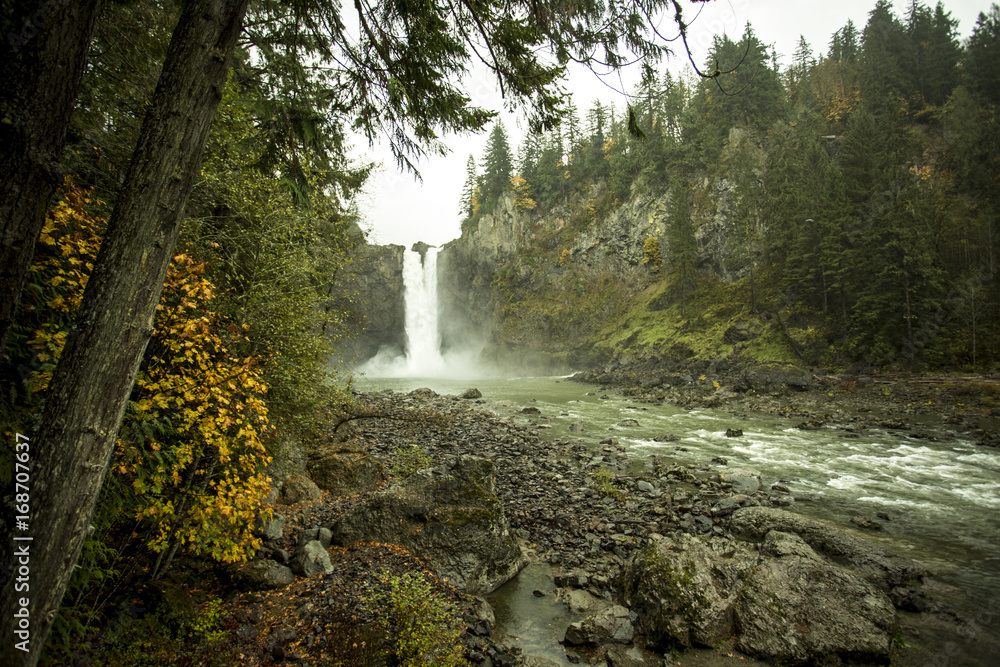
left=27, top=181, right=272, bottom=567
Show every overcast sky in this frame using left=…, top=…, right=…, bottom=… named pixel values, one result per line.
left=353, top=0, right=991, bottom=249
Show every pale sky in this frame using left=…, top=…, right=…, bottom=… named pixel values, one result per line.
left=353, top=0, right=992, bottom=249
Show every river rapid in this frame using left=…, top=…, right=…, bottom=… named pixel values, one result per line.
left=355, top=373, right=1000, bottom=664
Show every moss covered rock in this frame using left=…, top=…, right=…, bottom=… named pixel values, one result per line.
left=330, top=455, right=525, bottom=595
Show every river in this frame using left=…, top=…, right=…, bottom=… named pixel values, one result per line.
left=355, top=373, right=1000, bottom=664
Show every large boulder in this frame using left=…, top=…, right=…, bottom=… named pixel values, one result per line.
left=733, top=364, right=815, bottom=393
left=330, top=455, right=526, bottom=595
left=233, top=559, right=295, bottom=591
left=279, top=475, right=323, bottom=505
left=307, top=445, right=386, bottom=496
left=734, top=531, right=897, bottom=664
left=620, top=533, right=752, bottom=649
left=623, top=510, right=920, bottom=664
left=729, top=506, right=927, bottom=591
left=563, top=605, right=634, bottom=646
left=289, top=540, right=334, bottom=577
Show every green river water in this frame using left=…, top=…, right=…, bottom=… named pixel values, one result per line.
left=355, top=373, right=1000, bottom=665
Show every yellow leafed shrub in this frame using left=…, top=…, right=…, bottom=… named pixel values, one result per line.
left=27, top=181, right=272, bottom=565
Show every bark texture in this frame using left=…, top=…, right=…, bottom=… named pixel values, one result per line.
left=0, top=0, right=102, bottom=354
left=0, top=1, right=249, bottom=664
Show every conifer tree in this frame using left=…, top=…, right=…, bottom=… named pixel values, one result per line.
left=459, top=154, right=479, bottom=219
left=480, top=122, right=513, bottom=209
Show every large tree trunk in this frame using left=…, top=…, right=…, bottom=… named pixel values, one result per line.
left=0, top=0, right=103, bottom=355
left=0, top=1, right=249, bottom=664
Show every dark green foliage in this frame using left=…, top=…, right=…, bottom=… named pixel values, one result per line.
left=502, top=0, right=999, bottom=369
left=479, top=121, right=513, bottom=210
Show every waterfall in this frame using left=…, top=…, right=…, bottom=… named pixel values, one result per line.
left=402, top=247, right=446, bottom=375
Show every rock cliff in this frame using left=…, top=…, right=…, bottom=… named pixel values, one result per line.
left=332, top=242, right=406, bottom=365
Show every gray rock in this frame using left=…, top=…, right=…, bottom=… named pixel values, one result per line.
left=554, top=570, right=589, bottom=588
left=604, top=645, right=665, bottom=667
left=330, top=455, right=525, bottom=594
left=559, top=588, right=603, bottom=614
left=255, top=514, right=285, bottom=541
left=718, top=468, right=761, bottom=495
left=463, top=596, right=496, bottom=636
left=729, top=507, right=927, bottom=590
left=564, top=604, right=634, bottom=645
left=620, top=533, right=749, bottom=648
left=233, top=559, right=295, bottom=591
left=298, top=526, right=333, bottom=548
left=307, top=446, right=386, bottom=496
left=710, top=496, right=742, bottom=517
left=461, top=388, right=483, bottom=399
left=278, top=475, right=322, bottom=505
left=734, top=531, right=896, bottom=664
left=734, top=365, right=815, bottom=393
left=290, top=540, right=334, bottom=577
left=637, top=480, right=655, bottom=493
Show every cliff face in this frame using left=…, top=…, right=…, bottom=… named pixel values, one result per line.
left=332, top=243, right=406, bottom=365
left=436, top=179, right=744, bottom=373
left=341, top=177, right=762, bottom=374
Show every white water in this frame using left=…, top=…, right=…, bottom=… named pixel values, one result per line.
left=360, top=248, right=452, bottom=377
left=402, top=248, right=445, bottom=375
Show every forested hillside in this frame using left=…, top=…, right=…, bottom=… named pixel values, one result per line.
left=458, top=0, right=999, bottom=371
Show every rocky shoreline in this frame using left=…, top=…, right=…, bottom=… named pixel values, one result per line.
left=225, top=370, right=1000, bottom=666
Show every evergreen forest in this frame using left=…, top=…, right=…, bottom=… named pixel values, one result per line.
left=462, top=0, right=1000, bottom=370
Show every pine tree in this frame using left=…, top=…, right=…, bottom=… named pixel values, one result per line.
left=479, top=121, right=513, bottom=209
left=459, top=154, right=478, bottom=219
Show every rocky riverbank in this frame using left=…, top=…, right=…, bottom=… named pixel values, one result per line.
left=220, top=376, right=1000, bottom=666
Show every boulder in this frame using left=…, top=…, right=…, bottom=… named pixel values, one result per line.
left=233, top=559, right=295, bottom=591
left=289, top=540, right=334, bottom=577
left=620, top=533, right=750, bottom=649
left=279, top=475, right=323, bottom=505
left=604, top=645, right=666, bottom=667
left=254, top=513, right=285, bottom=541
left=729, top=507, right=927, bottom=590
left=330, top=455, right=526, bottom=595
left=297, top=526, right=333, bottom=548
left=559, top=588, right=604, bottom=614
left=307, top=446, right=386, bottom=496
left=461, top=388, right=483, bottom=399
left=734, top=531, right=896, bottom=664
left=718, top=468, right=761, bottom=495
left=564, top=605, right=634, bottom=646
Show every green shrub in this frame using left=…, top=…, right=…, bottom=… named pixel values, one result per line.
left=368, top=571, right=468, bottom=667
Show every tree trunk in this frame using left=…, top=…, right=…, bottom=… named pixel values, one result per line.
left=0, top=0, right=103, bottom=354
left=0, top=1, right=249, bottom=664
